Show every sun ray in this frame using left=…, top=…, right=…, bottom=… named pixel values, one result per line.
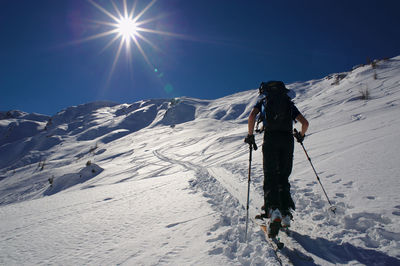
left=87, top=0, right=120, bottom=23
left=133, top=0, right=157, bottom=23
left=87, top=19, right=119, bottom=28
left=128, top=0, right=138, bottom=19
left=100, top=33, right=122, bottom=54
left=71, top=29, right=119, bottom=45
left=125, top=33, right=132, bottom=51
left=110, top=0, right=123, bottom=19
left=135, top=27, right=187, bottom=39
left=135, top=31, right=160, bottom=52
left=136, top=27, right=207, bottom=43
left=108, top=38, right=125, bottom=82
left=131, top=34, right=153, bottom=68
left=135, top=13, right=170, bottom=27
left=123, top=0, right=128, bottom=18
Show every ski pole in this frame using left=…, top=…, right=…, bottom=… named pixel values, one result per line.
left=245, top=139, right=257, bottom=242
left=294, top=129, right=336, bottom=214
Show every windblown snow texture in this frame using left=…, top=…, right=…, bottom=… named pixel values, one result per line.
left=1, top=56, right=400, bottom=265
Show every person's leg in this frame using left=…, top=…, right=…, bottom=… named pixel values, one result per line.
left=263, top=133, right=280, bottom=212
left=278, top=134, right=295, bottom=212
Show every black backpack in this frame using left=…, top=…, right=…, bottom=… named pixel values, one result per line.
left=258, top=81, right=293, bottom=133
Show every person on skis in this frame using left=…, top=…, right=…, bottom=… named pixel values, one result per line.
left=245, top=81, right=309, bottom=236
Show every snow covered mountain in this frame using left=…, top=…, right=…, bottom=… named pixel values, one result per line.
left=1, top=56, right=400, bottom=265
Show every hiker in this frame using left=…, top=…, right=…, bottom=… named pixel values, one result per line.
left=245, top=81, right=309, bottom=233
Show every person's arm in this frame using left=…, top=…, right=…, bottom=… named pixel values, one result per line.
left=248, top=108, right=260, bottom=135
left=295, top=114, right=309, bottom=137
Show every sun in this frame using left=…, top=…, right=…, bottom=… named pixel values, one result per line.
left=78, top=0, right=186, bottom=81
left=117, top=17, right=137, bottom=40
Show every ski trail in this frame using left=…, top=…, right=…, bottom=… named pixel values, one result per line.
left=153, top=148, right=281, bottom=265
left=207, top=167, right=263, bottom=221
left=153, top=149, right=262, bottom=219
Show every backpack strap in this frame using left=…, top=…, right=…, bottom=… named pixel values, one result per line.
left=255, top=97, right=267, bottom=133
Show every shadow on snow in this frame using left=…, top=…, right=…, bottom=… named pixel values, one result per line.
left=291, top=231, right=400, bottom=265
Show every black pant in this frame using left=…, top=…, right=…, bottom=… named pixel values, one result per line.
left=262, top=131, right=295, bottom=212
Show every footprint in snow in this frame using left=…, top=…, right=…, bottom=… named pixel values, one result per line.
left=335, top=193, right=345, bottom=198
left=209, top=247, right=223, bottom=255
left=332, top=179, right=342, bottom=184
left=291, top=180, right=298, bottom=185
left=366, top=196, right=376, bottom=200
left=344, top=181, right=353, bottom=188
left=351, top=114, right=365, bottom=121
left=344, top=212, right=391, bottom=232
left=312, top=214, right=325, bottom=221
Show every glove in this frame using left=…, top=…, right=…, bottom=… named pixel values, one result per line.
left=244, top=134, right=257, bottom=150
left=244, top=134, right=255, bottom=145
left=293, top=130, right=305, bottom=143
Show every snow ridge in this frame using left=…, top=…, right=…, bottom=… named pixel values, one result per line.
left=1, top=56, right=400, bottom=265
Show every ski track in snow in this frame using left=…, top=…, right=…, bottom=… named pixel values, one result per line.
left=1, top=56, right=400, bottom=265
left=153, top=148, right=280, bottom=265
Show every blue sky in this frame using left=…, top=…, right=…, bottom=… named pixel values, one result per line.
left=1, top=0, right=399, bottom=115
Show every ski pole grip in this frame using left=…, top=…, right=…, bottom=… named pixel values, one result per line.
left=244, top=134, right=257, bottom=151
left=293, top=128, right=304, bottom=143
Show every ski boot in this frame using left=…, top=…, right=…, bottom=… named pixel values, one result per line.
left=281, top=210, right=293, bottom=229
left=267, top=208, right=282, bottom=238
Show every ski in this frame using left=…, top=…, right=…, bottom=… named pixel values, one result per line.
left=253, top=218, right=292, bottom=265
left=259, top=224, right=284, bottom=250
left=255, top=216, right=314, bottom=263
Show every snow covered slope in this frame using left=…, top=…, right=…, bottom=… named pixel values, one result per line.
left=1, top=56, right=400, bottom=265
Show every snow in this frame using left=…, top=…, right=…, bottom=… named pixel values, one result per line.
left=1, top=56, right=400, bottom=265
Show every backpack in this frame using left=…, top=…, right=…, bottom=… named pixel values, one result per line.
left=256, top=81, right=293, bottom=133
